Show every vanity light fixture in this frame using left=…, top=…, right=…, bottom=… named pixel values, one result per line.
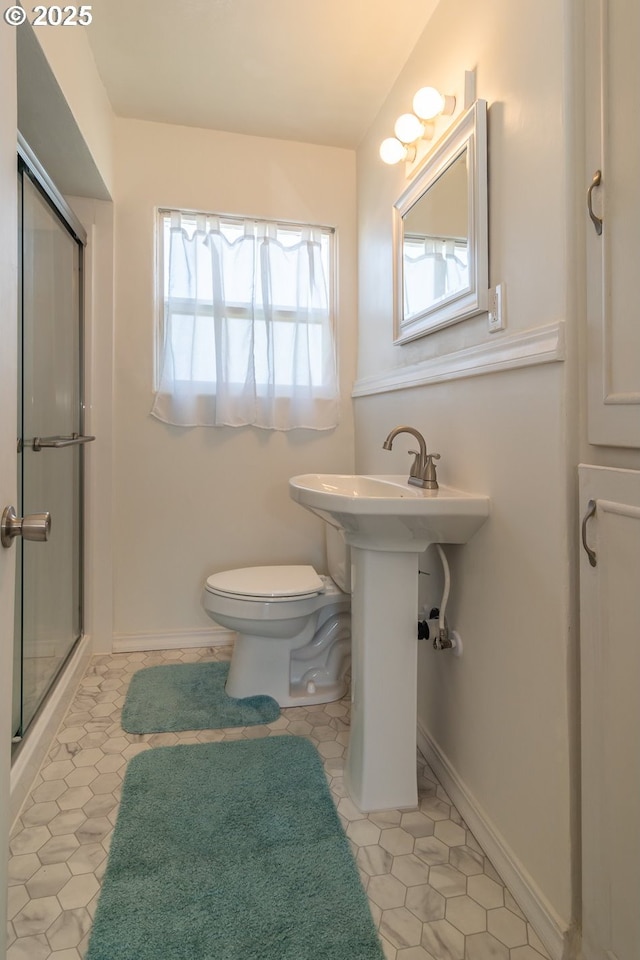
left=413, top=86, right=456, bottom=121
left=379, top=86, right=456, bottom=165
left=379, top=137, right=413, bottom=165
left=394, top=112, right=426, bottom=145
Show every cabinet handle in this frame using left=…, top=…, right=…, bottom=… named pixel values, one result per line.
left=587, top=170, right=603, bottom=236
left=581, top=499, right=597, bottom=567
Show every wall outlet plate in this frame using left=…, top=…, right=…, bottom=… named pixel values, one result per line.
left=488, top=282, right=506, bottom=332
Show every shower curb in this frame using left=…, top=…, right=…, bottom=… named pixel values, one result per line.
left=9, top=633, right=92, bottom=827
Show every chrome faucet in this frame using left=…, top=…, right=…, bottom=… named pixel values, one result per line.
left=382, top=425, right=440, bottom=489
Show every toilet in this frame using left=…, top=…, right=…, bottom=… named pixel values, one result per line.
left=202, top=525, right=351, bottom=707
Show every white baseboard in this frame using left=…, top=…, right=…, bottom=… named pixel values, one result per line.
left=11, top=633, right=93, bottom=827
left=112, top=626, right=234, bottom=653
left=416, top=720, right=568, bottom=960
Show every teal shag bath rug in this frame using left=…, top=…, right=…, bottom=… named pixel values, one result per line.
left=121, top=661, right=280, bottom=733
left=86, top=736, right=384, bottom=960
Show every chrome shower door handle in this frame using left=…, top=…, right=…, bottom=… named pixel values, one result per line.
left=1, top=506, right=51, bottom=548
left=31, top=433, right=95, bottom=451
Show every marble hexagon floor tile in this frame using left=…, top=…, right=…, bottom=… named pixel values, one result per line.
left=7, top=647, right=552, bottom=960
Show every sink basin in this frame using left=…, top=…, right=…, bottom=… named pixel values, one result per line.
left=289, top=472, right=490, bottom=812
left=289, top=474, right=489, bottom=551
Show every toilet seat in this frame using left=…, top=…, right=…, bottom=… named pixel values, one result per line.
left=205, top=565, right=325, bottom=602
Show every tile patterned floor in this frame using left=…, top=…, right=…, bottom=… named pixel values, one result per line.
left=7, top=646, right=552, bottom=960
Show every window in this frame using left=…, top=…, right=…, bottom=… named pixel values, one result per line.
left=151, top=209, right=339, bottom=431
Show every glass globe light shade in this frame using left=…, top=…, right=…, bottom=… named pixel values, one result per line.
left=379, top=137, right=407, bottom=165
left=393, top=113, right=425, bottom=144
left=412, top=86, right=445, bottom=121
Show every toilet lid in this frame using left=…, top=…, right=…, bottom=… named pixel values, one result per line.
left=205, top=565, right=325, bottom=599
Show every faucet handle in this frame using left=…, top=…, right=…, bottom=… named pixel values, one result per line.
left=424, top=453, right=440, bottom=488
left=408, top=450, right=424, bottom=478
left=409, top=450, right=440, bottom=464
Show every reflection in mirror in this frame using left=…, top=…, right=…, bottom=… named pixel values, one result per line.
left=402, top=149, right=469, bottom=322
left=393, top=100, right=488, bottom=343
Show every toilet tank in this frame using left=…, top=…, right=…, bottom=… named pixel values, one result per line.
left=325, top=523, right=351, bottom=593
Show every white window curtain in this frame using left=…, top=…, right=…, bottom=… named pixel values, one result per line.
left=403, top=236, right=468, bottom=318
left=151, top=211, right=339, bottom=431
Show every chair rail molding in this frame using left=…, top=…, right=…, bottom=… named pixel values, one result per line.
left=352, top=320, right=565, bottom=398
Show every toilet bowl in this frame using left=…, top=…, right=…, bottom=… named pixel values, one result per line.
left=202, top=526, right=351, bottom=707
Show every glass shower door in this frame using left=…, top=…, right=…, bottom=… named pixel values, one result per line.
left=13, top=158, right=85, bottom=737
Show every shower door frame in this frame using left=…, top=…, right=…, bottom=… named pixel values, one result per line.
left=13, top=135, right=88, bottom=742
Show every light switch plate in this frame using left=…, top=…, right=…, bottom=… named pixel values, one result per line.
left=488, top=282, right=506, bottom=332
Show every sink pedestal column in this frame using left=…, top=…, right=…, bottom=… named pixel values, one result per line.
left=288, top=472, right=489, bottom=812
left=345, top=545, right=421, bottom=812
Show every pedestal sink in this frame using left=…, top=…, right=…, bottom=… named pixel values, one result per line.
left=289, top=474, right=489, bottom=812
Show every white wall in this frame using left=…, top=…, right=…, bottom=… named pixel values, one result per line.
left=31, top=23, right=114, bottom=194
left=356, top=0, right=576, bottom=948
left=112, top=119, right=357, bottom=641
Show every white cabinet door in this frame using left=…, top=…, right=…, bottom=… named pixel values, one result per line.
left=585, top=0, right=640, bottom=448
left=579, top=465, right=640, bottom=960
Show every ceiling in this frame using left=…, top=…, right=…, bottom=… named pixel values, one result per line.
left=85, top=0, right=439, bottom=149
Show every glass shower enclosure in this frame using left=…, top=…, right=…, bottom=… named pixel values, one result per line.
left=12, top=140, right=90, bottom=741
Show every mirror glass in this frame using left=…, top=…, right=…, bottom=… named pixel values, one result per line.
left=393, top=100, right=487, bottom=343
left=402, top=149, right=469, bottom=323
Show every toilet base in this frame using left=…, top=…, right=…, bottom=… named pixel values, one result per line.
left=225, top=606, right=351, bottom=707
left=227, top=673, right=349, bottom=708
left=265, top=676, right=349, bottom=709
left=289, top=683, right=348, bottom=707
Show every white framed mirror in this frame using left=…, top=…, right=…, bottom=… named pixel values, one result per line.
left=393, top=99, right=488, bottom=343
